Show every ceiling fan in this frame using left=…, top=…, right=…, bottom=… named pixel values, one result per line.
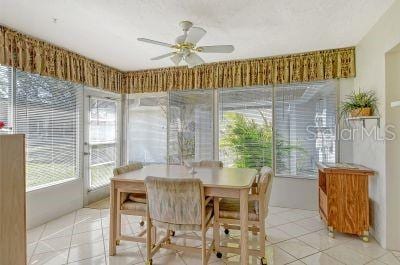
left=138, top=21, right=234, bottom=68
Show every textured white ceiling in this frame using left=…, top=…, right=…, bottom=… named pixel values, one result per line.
left=0, top=0, right=394, bottom=71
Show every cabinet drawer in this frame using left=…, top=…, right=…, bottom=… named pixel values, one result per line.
left=319, top=188, right=328, bottom=217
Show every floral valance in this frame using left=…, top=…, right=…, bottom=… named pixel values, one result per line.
left=0, top=25, right=123, bottom=93
left=123, top=47, right=355, bottom=93
left=0, top=25, right=355, bottom=94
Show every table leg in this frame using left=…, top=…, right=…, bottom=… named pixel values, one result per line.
left=240, top=188, right=249, bottom=265
left=109, top=181, right=117, bottom=255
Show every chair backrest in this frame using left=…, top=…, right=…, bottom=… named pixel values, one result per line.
left=258, top=166, right=274, bottom=214
left=144, top=176, right=204, bottom=227
left=199, top=160, right=223, bottom=168
left=113, top=162, right=143, bottom=176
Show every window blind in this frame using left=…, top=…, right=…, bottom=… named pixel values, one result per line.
left=15, top=70, right=82, bottom=189
left=274, top=80, right=337, bottom=178
left=127, top=93, right=167, bottom=164
left=168, top=90, right=214, bottom=164
left=0, top=65, right=12, bottom=131
left=88, top=98, right=117, bottom=189
left=218, top=86, right=273, bottom=169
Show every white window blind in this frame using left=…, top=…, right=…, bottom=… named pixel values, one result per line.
left=127, top=93, right=167, bottom=164
left=15, top=70, right=82, bottom=189
left=274, top=80, right=337, bottom=178
left=88, top=98, right=118, bottom=189
left=219, top=87, right=273, bottom=169
left=168, top=90, right=214, bottom=164
left=0, top=65, right=12, bottom=131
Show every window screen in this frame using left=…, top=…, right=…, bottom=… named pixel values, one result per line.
left=219, top=86, right=273, bottom=169
left=274, top=80, right=337, bottom=178
left=168, top=90, right=214, bottom=164
left=15, top=70, right=82, bottom=189
left=127, top=93, right=167, bottom=164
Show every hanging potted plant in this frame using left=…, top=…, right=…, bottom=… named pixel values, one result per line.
left=340, top=90, right=378, bottom=118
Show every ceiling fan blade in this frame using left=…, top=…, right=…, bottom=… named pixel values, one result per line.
left=185, top=27, right=207, bottom=44
left=185, top=53, right=205, bottom=68
left=137, top=38, right=174, bottom=48
left=197, top=45, right=234, bottom=53
left=170, top=53, right=183, bottom=66
left=175, top=34, right=187, bottom=44
left=151, top=52, right=176, bottom=60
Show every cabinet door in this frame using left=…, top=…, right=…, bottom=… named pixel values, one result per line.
left=327, top=173, right=369, bottom=235
left=0, top=134, right=26, bottom=265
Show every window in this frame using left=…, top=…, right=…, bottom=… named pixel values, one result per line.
left=0, top=65, right=12, bottom=131
left=127, top=93, right=167, bottom=164
left=274, top=80, right=337, bottom=178
left=124, top=81, right=337, bottom=177
left=219, top=87, right=273, bottom=169
left=168, top=90, right=214, bottom=164
left=15, top=70, right=82, bottom=189
left=88, top=97, right=118, bottom=189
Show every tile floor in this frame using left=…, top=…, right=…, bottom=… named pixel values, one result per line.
left=27, top=207, right=400, bottom=265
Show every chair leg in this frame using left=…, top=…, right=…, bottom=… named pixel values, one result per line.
left=146, top=213, right=152, bottom=264
left=259, top=222, right=266, bottom=261
left=201, top=228, right=207, bottom=265
left=213, top=197, right=221, bottom=258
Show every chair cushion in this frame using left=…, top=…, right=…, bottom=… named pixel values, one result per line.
left=152, top=206, right=213, bottom=231
left=128, top=193, right=147, bottom=203
left=218, top=198, right=259, bottom=221
left=121, top=200, right=147, bottom=214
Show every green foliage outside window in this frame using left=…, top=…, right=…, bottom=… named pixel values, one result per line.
left=220, top=112, right=304, bottom=171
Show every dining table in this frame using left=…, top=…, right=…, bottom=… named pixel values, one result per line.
left=109, top=164, right=258, bottom=265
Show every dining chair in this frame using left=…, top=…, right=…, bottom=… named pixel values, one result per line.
left=113, top=162, right=147, bottom=245
left=144, top=176, right=215, bottom=265
left=199, top=160, right=223, bottom=168
left=213, top=166, right=273, bottom=265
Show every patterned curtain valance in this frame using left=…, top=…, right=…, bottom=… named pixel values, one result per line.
left=0, top=25, right=355, bottom=94
left=123, top=47, right=355, bottom=93
left=0, top=25, right=123, bottom=93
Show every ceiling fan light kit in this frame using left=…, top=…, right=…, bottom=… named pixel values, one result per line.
left=138, top=20, right=234, bottom=68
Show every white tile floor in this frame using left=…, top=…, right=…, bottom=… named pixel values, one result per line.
left=27, top=207, right=400, bottom=265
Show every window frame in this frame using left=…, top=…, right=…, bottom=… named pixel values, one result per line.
left=125, top=81, right=339, bottom=180
left=1, top=66, right=84, bottom=191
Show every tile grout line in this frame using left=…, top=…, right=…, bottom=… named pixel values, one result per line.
left=126, top=216, right=146, bottom=263
left=65, top=210, right=78, bottom=264
left=100, top=209, right=108, bottom=264
left=28, top=223, right=47, bottom=264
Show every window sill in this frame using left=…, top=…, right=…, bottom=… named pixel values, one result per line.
left=274, top=175, right=317, bottom=180
left=26, top=177, right=80, bottom=193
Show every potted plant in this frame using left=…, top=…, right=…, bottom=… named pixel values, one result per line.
left=340, top=90, right=378, bottom=118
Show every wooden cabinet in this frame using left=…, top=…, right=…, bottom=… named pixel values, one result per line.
left=317, top=162, right=374, bottom=241
left=0, top=134, right=26, bottom=265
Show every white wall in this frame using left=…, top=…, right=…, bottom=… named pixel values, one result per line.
left=26, top=179, right=83, bottom=229
left=270, top=177, right=318, bottom=210
left=385, top=46, right=400, bottom=250
left=353, top=0, right=400, bottom=249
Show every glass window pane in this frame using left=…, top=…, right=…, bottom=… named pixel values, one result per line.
left=127, top=93, right=167, bottom=164
left=15, top=70, right=82, bottom=189
left=219, top=86, right=273, bottom=170
left=168, top=90, right=213, bottom=164
left=274, top=80, right=337, bottom=178
left=88, top=98, right=118, bottom=189
left=0, top=65, right=12, bottom=132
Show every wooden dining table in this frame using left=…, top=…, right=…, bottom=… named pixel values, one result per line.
left=109, top=164, right=258, bottom=265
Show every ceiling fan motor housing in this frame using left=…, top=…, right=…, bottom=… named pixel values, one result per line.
left=179, top=21, right=193, bottom=31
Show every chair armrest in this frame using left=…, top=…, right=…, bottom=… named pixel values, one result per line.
left=205, top=196, right=213, bottom=205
